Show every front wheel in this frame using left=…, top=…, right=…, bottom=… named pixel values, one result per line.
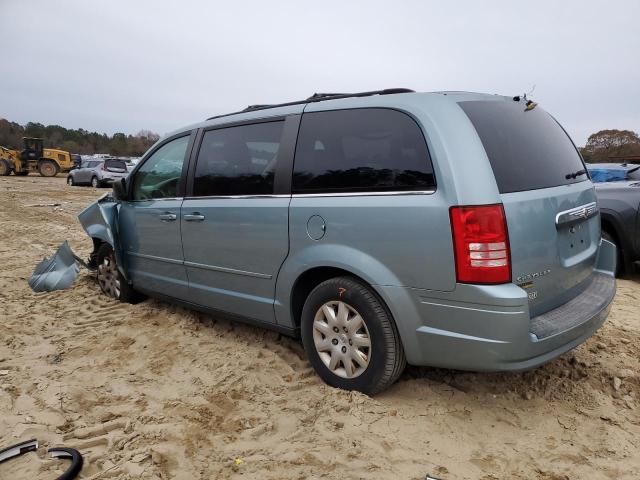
left=0, top=159, right=10, bottom=176
left=67, top=176, right=75, bottom=186
left=95, top=243, right=144, bottom=303
left=91, top=176, right=99, bottom=188
left=301, top=276, right=406, bottom=395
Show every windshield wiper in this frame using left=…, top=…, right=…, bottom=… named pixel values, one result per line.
left=565, top=169, right=587, bottom=180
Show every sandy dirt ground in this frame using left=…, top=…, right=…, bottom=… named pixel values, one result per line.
left=0, top=175, right=638, bottom=480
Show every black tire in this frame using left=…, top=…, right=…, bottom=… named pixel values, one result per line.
left=67, top=176, right=75, bottom=186
left=38, top=160, right=59, bottom=177
left=0, top=159, right=10, bottom=176
left=95, top=243, right=144, bottom=304
left=301, top=276, right=406, bottom=395
left=91, top=176, right=100, bottom=188
left=602, top=230, right=623, bottom=277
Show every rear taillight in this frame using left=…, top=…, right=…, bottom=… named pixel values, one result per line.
left=449, top=204, right=511, bottom=284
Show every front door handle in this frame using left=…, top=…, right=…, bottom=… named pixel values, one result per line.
left=184, top=213, right=205, bottom=222
left=159, top=212, right=177, bottom=221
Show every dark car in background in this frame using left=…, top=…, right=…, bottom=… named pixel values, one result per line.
left=67, top=157, right=129, bottom=187
left=596, top=180, right=640, bottom=275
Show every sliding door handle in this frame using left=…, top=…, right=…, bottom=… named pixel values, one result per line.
left=184, top=213, right=205, bottom=222
left=159, top=212, right=177, bottom=221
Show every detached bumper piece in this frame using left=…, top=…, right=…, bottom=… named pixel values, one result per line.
left=0, top=439, right=83, bottom=480
left=530, top=272, right=616, bottom=340
left=28, top=241, right=88, bottom=292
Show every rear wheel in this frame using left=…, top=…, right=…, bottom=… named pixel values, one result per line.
left=301, top=276, right=406, bottom=395
left=91, top=176, right=99, bottom=188
left=38, top=160, right=59, bottom=177
left=0, top=159, right=10, bottom=176
left=95, top=243, right=143, bottom=303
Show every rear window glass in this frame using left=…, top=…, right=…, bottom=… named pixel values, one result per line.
left=458, top=100, right=586, bottom=193
left=292, top=108, right=435, bottom=194
left=104, top=159, right=127, bottom=172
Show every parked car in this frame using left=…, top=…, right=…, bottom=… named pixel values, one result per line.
left=67, top=158, right=129, bottom=187
left=586, top=163, right=640, bottom=183
left=595, top=180, right=640, bottom=275
left=78, top=89, right=616, bottom=394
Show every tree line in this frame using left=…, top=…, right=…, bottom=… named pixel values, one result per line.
left=579, top=129, right=640, bottom=163
left=1, top=117, right=639, bottom=163
left=0, top=118, right=160, bottom=157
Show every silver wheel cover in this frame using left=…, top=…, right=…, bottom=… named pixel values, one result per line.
left=97, top=252, right=120, bottom=299
left=313, top=300, right=371, bottom=379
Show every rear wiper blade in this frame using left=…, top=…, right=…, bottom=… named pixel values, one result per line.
left=565, top=169, right=587, bottom=180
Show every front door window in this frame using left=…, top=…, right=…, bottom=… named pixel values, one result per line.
left=132, top=136, right=189, bottom=200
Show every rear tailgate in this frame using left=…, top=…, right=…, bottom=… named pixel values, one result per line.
left=502, top=183, right=599, bottom=316
left=459, top=99, right=600, bottom=317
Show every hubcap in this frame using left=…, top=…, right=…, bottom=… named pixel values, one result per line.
left=97, top=253, right=120, bottom=299
left=313, top=301, right=371, bottom=379
left=67, top=177, right=73, bottom=185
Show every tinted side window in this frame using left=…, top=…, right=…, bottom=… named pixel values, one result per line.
left=458, top=100, right=586, bottom=193
left=292, top=109, right=435, bottom=194
left=193, top=121, right=284, bottom=196
left=132, top=135, right=189, bottom=200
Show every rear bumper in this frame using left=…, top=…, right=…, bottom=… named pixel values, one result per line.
left=378, top=239, right=617, bottom=370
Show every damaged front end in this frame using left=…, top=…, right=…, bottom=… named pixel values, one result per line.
left=28, top=193, right=124, bottom=293
left=77, top=192, right=125, bottom=276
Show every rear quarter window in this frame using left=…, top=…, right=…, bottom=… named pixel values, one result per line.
left=458, top=100, right=586, bottom=193
left=292, top=108, right=435, bottom=194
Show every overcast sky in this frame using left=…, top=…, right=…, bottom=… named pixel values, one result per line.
left=1, top=0, right=638, bottom=146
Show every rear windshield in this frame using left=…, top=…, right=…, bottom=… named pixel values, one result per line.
left=104, top=159, right=127, bottom=172
left=458, top=100, right=586, bottom=193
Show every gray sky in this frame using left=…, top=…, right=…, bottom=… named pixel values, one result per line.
left=1, top=0, right=638, bottom=146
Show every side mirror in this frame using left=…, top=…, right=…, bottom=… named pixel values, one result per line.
left=112, top=178, right=128, bottom=201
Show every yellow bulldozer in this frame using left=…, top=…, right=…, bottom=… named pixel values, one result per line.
left=0, top=137, right=74, bottom=177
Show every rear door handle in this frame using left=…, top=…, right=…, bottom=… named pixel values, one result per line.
left=184, top=213, right=205, bottom=222
left=159, top=212, right=177, bottom=221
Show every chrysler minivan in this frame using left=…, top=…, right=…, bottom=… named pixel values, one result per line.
left=79, top=89, right=617, bottom=394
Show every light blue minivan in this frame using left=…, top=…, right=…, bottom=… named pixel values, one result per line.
left=79, top=89, right=617, bottom=394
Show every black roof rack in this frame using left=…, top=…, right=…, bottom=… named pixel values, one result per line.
left=206, top=88, right=414, bottom=121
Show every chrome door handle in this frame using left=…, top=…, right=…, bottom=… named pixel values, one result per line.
left=159, top=213, right=177, bottom=221
left=184, top=213, right=205, bottom=222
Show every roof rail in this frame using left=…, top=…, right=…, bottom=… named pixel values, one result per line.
left=207, top=88, right=414, bottom=121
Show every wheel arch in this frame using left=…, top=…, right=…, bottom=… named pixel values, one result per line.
left=276, top=244, right=405, bottom=326
left=290, top=266, right=375, bottom=330
left=600, top=210, right=631, bottom=271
